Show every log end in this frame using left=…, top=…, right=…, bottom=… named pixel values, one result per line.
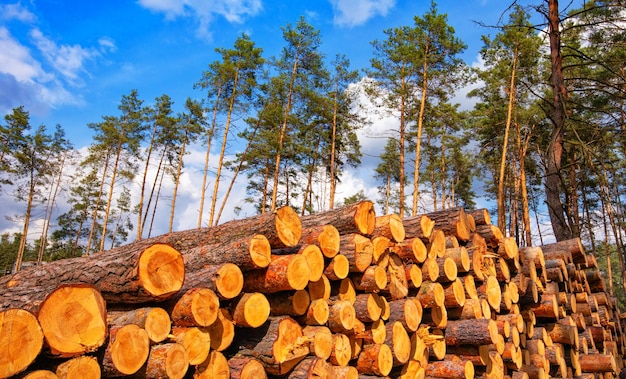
left=319, top=224, right=341, bottom=258
left=37, top=285, right=107, bottom=358
left=234, top=293, right=270, bottom=328
left=0, top=309, right=44, bottom=378
left=109, top=324, right=150, bottom=375
left=249, top=235, right=272, bottom=269
left=354, top=200, right=376, bottom=235
left=139, top=244, right=185, bottom=299
left=275, top=206, right=302, bottom=247
left=287, top=255, right=311, bottom=291
left=213, top=263, right=244, bottom=300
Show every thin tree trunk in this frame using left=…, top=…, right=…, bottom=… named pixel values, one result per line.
left=136, top=124, right=158, bottom=240
left=545, top=0, right=573, bottom=241
left=302, top=136, right=321, bottom=216
left=329, top=83, right=339, bottom=210
left=198, top=87, right=222, bottom=228
left=209, top=77, right=237, bottom=227
left=100, top=144, right=123, bottom=252
left=148, top=164, right=165, bottom=238
left=86, top=150, right=111, bottom=255
left=412, top=42, right=430, bottom=217
left=169, top=132, right=189, bottom=233
left=440, top=127, right=447, bottom=210
left=498, top=48, right=517, bottom=234
left=518, top=125, right=532, bottom=247
left=15, top=180, right=35, bottom=273
left=271, top=49, right=300, bottom=211
left=399, top=73, right=406, bottom=218
left=143, top=149, right=166, bottom=233
left=214, top=121, right=261, bottom=225
left=37, top=152, right=67, bottom=263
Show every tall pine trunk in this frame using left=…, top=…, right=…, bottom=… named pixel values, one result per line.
left=498, top=48, right=517, bottom=234
left=198, top=88, right=221, bottom=228
left=100, top=143, right=123, bottom=252
left=86, top=151, right=110, bottom=254
left=412, top=43, right=429, bottom=216
left=210, top=75, right=238, bottom=227
left=545, top=0, right=573, bottom=241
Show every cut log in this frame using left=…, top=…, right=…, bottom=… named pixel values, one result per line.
left=468, top=208, right=491, bottom=226
left=267, top=289, right=310, bottom=317
left=107, top=307, right=170, bottom=344
left=371, top=236, right=392, bottom=263
left=578, top=353, right=617, bottom=373
left=230, top=292, right=271, bottom=328
left=436, top=257, right=458, bottom=283
left=424, top=358, right=474, bottom=379
left=234, top=316, right=309, bottom=376
left=328, top=300, right=356, bottom=333
left=477, top=275, right=502, bottom=313
left=179, top=263, right=244, bottom=300
left=243, top=254, right=310, bottom=293
left=1, top=243, right=184, bottom=309
left=323, top=254, right=350, bottom=281
left=445, top=319, right=499, bottom=346
left=339, top=234, right=373, bottom=273
left=287, top=356, right=332, bottom=379
left=444, top=247, right=471, bottom=273
left=422, top=257, right=440, bottom=283
left=426, top=207, right=471, bottom=242
left=352, top=265, right=387, bottom=292
left=302, top=325, right=333, bottom=360
left=373, top=214, right=405, bottom=242
left=0, top=309, right=43, bottom=378
left=183, top=234, right=271, bottom=273
left=37, top=285, right=107, bottom=358
left=353, top=293, right=383, bottom=323
left=329, top=333, right=352, bottom=366
left=170, top=287, right=220, bottom=327
left=442, top=278, right=466, bottom=308
left=331, top=365, right=359, bottom=379
left=386, top=253, right=409, bottom=300
left=333, top=277, right=357, bottom=304
left=428, top=229, right=447, bottom=259
left=301, top=200, right=376, bottom=236
left=169, top=326, right=211, bottom=366
left=540, top=238, right=585, bottom=264
left=385, top=321, right=412, bottom=366
left=405, top=264, right=423, bottom=289
left=475, top=224, right=504, bottom=247
left=133, top=342, right=188, bottom=379
left=402, top=214, right=435, bottom=239
left=386, top=298, right=421, bottom=332
left=415, top=280, right=445, bottom=308
left=207, top=308, right=236, bottom=352
left=391, top=237, right=427, bottom=264
left=56, top=356, right=100, bottom=379
left=194, top=351, right=230, bottom=379
left=101, top=324, right=149, bottom=376
left=356, top=343, right=393, bottom=376
left=227, top=356, right=267, bottom=379
left=299, top=224, right=340, bottom=258
left=299, top=298, right=330, bottom=326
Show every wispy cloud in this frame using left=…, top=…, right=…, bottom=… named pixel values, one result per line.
left=138, top=0, right=262, bottom=40
left=329, top=0, right=396, bottom=27
left=0, top=3, right=115, bottom=114
left=0, top=2, right=36, bottom=23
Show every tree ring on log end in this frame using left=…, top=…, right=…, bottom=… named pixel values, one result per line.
left=139, top=244, right=185, bottom=298
left=249, top=235, right=272, bottom=269
left=0, top=309, right=44, bottom=378
left=275, top=206, right=302, bottom=247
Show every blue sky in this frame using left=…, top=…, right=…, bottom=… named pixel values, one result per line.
left=0, top=0, right=548, bottom=147
left=1, top=0, right=579, bottom=241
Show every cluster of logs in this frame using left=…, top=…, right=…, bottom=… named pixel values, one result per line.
left=0, top=200, right=625, bottom=378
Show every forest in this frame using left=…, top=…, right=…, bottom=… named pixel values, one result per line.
left=0, top=0, right=624, bottom=297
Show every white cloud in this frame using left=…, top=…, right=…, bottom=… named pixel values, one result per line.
left=0, top=3, right=36, bottom=23
left=30, top=28, right=99, bottom=86
left=138, top=0, right=262, bottom=40
left=329, top=0, right=395, bottom=27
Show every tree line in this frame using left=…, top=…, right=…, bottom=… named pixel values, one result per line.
left=0, top=1, right=625, bottom=286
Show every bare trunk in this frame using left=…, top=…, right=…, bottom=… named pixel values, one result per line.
left=136, top=126, right=157, bottom=240
left=399, top=74, right=406, bottom=218
left=37, top=153, right=67, bottom=263
left=169, top=132, right=188, bottom=233
left=271, top=51, right=300, bottom=211
left=545, top=0, right=573, bottom=241
left=518, top=126, right=532, bottom=247
left=86, top=151, right=111, bottom=255
left=412, top=43, right=429, bottom=216
left=15, top=182, right=35, bottom=272
left=498, top=48, right=517, bottom=234
left=215, top=121, right=260, bottom=225
left=100, top=144, right=123, bottom=252
left=148, top=165, right=165, bottom=238
left=329, top=86, right=339, bottom=210
left=200, top=87, right=222, bottom=228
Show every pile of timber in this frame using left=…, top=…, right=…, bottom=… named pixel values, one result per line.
left=0, top=201, right=625, bottom=379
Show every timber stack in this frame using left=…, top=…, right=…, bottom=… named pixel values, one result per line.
left=0, top=201, right=625, bottom=379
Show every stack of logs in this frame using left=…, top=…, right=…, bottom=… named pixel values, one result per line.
left=0, top=201, right=624, bottom=379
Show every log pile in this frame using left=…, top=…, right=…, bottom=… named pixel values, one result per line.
left=1, top=201, right=625, bottom=378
